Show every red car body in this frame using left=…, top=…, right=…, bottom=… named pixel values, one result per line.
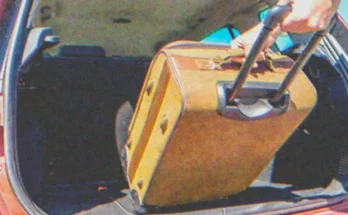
left=0, top=0, right=26, bottom=212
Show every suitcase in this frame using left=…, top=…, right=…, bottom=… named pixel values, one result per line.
left=121, top=4, right=326, bottom=207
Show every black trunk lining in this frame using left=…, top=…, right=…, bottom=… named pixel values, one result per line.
left=17, top=53, right=348, bottom=214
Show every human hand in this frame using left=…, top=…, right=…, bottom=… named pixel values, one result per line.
left=230, top=23, right=281, bottom=61
left=278, top=0, right=340, bottom=33
left=231, top=0, right=340, bottom=59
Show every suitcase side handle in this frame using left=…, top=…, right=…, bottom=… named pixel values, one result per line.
left=227, top=3, right=328, bottom=104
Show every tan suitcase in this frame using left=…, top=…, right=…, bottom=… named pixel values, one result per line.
left=121, top=5, right=325, bottom=207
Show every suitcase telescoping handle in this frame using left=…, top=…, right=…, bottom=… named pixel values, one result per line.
left=227, top=3, right=328, bottom=104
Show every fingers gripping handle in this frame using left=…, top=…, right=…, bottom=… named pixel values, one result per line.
left=227, top=4, right=292, bottom=103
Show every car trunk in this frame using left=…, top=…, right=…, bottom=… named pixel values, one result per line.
left=16, top=46, right=348, bottom=214
left=13, top=0, right=348, bottom=214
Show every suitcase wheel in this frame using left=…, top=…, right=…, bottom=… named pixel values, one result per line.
left=131, top=189, right=148, bottom=215
left=115, top=101, right=134, bottom=178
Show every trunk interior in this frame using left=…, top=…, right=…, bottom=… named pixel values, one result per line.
left=16, top=45, right=348, bottom=214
